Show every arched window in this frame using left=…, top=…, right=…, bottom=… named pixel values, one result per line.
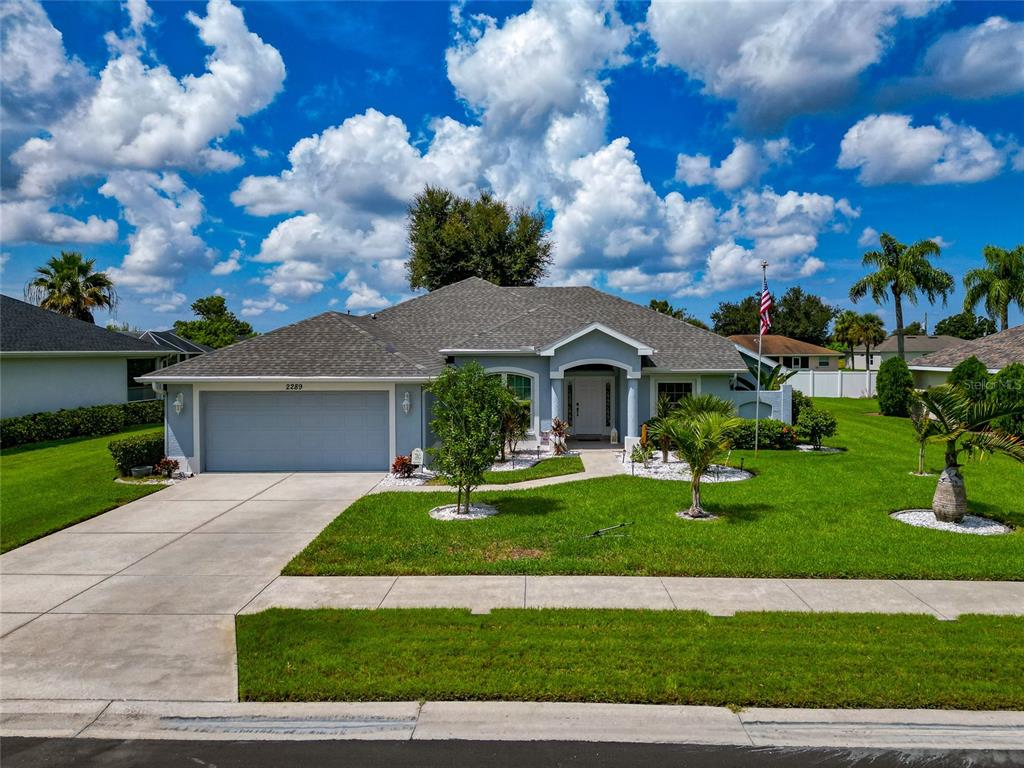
left=488, top=370, right=536, bottom=433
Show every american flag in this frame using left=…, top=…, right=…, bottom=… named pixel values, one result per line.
left=759, top=276, right=773, bottom=336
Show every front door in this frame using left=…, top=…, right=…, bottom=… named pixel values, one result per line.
left=572, top=377, right=611, bottom=436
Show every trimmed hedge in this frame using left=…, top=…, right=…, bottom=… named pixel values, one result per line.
left=727, top=418, right=798, bottom=450
left=876, top=356, right=914, bottom=416
left=0, top=400, right=162, bottom=449
left=108, top=434, right=165, bottom=475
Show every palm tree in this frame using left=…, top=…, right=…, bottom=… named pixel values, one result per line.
left=852, top=312, right=886, bottom=395
left=647, top=394, right=678, bottom=463
left=833, top=309, right=861, bottom=366
left=25, top=251, right=117, bottom=323
left=963, top=244, right=1024, bottom=332
left=916, top=385, right=1024, bottom=523
left=909, top=396, right=939, bottom=476
left=662, top=410, right=742, bottom=519
left=850, top=233, right=954, bottom=360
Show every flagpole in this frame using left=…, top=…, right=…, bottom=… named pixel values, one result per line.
left=754, top=260, right=768, bottom=458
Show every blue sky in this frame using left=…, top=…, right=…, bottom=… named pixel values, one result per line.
left=1, top=0, right=1022, bottom=332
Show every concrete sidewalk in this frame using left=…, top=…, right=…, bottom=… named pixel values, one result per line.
left=240, top=574, right=1024, bottom=618
left=2, top=700, right=1023, bottom=751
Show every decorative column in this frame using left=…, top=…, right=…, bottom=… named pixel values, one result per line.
left=626, top=377, right=639, bottom=438
left=550, top=378, right=562, bottom=425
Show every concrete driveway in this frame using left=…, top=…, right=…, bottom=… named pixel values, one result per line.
left=0, top=472, right=382, bottom=702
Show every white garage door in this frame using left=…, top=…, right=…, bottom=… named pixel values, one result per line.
left=202, top=391, right=389, bottom=472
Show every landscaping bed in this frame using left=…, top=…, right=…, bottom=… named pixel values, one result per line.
left=0, top=424, right=164, bottom=552
left=237, top=608, right=1024, bottom=710
left=285, top=399, right=1023, bottom=579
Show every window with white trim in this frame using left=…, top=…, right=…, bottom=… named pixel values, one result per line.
left=657, top=381, right=692, bottom=407
left=489, top=372, right=534, bottom=431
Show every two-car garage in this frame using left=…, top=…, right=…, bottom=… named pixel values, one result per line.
left=201, top=390, right=390, bottom=472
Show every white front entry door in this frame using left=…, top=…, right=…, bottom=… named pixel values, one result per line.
left=572, top=377, right=611, bottom=436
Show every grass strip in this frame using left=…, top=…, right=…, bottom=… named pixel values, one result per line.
left=427, top=455, right=585, bottom=486
left=237, top=608, right=1024, bottom=710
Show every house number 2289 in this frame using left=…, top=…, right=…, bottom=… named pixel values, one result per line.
left=285, top=383, right=303, bottom=391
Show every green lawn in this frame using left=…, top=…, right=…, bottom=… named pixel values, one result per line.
left=286, top=398, right=1024, bottom=579
left=427, top=455, right=584, bottom=485
left=0, top=424, right=164, bottom=552
left=237, top=608, right=1024, bottom=709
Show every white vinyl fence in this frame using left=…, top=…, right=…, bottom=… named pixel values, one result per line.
left=788, top=369, right=878, bottom=398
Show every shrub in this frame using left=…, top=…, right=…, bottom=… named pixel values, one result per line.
left=108, top=434, right=165, bottom=475
left=0, top=400, right=163, bottom=449
left=948, top=356, right=990, bottom=402
left=391, top=454, right=415, bottom=478
left=629, top=441, right=654, bottom=467
left=726, top=419, right=798, bottom=450
left=791, top=390, right=814, bottom=423
left=797, top=408, right=838, bottom=449
left=989, top=363, right=1024, bottom=438
left=550, top=417, right=570, bottom=456
left=876, top=357, right=915, bottom=416
left=154, top=457, right=180, bottom=478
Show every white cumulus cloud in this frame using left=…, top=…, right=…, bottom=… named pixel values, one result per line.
left=240, top=296, right=289, bottom=317
left=0, top=199, right=118, bottom=244
left=838, top=114, right=1011, bottom=185
left=675, top=138, right=792, bottom=191
left=646, top=0, right=941, bottom=131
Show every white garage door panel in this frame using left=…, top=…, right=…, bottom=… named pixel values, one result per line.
left=203, top=391, right=389, bottom=472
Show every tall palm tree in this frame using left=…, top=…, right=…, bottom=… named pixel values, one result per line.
left=833, top=309, right=861, bottom=365
left=25, top=251, right=117, bottom=323
left=662, top=410, right=742, bottom=519
left=850, top=233, right=954, bottom=360
left=916, top=385, right=1024, bottom=522
left=963, top=244, right=1024, bottom=332
left=853, top=313, right=886, bottom=394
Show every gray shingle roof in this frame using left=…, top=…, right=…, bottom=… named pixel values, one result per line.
left=139, top=311, right=428, bottom=379
left=144, top=277, right=746, bottom=379
left=0, top=295, right=164, bottom=354
left=853, top=334, right=961, bottom=354
left=909, top=325, right=1024, bottom=371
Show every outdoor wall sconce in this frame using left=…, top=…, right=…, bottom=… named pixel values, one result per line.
left=173, top=392, right=185, bottom=416
left=402, top=391, right=411, bottom=415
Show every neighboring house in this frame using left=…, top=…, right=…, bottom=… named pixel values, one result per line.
left=909, top=325, right=1023, bottom=389
left=141, top=277, right=790, bottom=474
left=729, top=334, right=842, bottom=371
left=0, top=295, right=168, bottom=419
left=849, top=334, right=961, bottom=370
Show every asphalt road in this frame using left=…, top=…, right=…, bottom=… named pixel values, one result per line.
left=3, top=738, right=1020, bottom=768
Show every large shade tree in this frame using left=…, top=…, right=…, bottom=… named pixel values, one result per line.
left=962, top=244, right=1024, bottom=332
left=25, top=251, right=116, bottom=323
left=173, top=296, right=256, bottom=349
left=850, top=233, right=954, bottom=360
left=933, top=311, right=997, bottom=340
left=771, top=287, right=837, bottom=346
left=407, top=186, right=553, bottom=291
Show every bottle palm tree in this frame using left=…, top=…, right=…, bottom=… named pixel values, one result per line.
left=962, top=244, right=1024, bottom=332
left=25, top=251, right=117, bottom=323
left=850, top=233, right=954, bottom=360
left=915, top=385, right=1024, bottom=522
left=662, top=410, right=742, bottom=519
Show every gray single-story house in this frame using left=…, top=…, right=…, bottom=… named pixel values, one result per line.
left=140, top=278, right=790, bottom=473
left=0, top=295, right=168, bottom=418
left=849, top=334, right=960, bottom=370
left=909, top=325, right=1023, bottom=389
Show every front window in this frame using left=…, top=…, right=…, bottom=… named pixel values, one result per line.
left=817, top=357, right=830, bottom=368
left=657, top=381, right=692, bottom=407
left=490, top=372, right=534, bottom=432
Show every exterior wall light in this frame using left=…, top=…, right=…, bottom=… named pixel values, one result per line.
left=402, top=391, right=411, bottom=415
left=173, top=392, right=185, bottom=416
